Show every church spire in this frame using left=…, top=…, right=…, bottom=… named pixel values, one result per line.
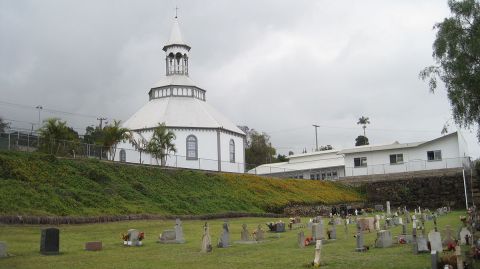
left=163, top=16, right=191, bottom=76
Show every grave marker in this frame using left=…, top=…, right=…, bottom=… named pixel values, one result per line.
left=375, top=230, right=392, bottom=248
left=298, top=231, right=305, bottom=248
left=40, top=228, right=59, bottom=255
left=428, top=230, right=443, bottom=253
left=85, top=241, right=102, bottom=251
left=459, top=227, right=472, bottom=245
left=254, top=225, right=265, bottom=241
left=241, top=224, right=250, bottom=241
left=313, top=240, right=322, bottom=267
left=0, top=242, right=6, bottom=258
left=442, top=225, right=455, bottom=247
left=217, top=220, right=230, bottom=248
left=201, top=222, right=212, bottom=253
left=159, top=218, right=185, bottom=244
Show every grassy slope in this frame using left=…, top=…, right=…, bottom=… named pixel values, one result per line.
left=0, top=151, right=363, bottom=216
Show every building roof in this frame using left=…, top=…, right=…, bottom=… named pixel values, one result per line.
left=337, top=132, right=458, bottom=155
left=249, top=156, right=344, bottom=175
left=163, top=18, right=189, bottom=50
left=123, top=97, right=245, bottom=135
left=288, top=149, right=340, bottom=159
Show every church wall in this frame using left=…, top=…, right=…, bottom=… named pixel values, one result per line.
left=219, top=131, right=245, bottom=173
left=113, top=129, right=245, bottom=173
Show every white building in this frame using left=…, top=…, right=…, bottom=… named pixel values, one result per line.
left=249, top=150, right=345, bottom=180
left=340, top=131, right=469, bottom=177
left=114, top=17, right=246, bottom=173
left=249, top=132, right=470, bottom=179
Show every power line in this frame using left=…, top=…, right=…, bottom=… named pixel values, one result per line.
left=0, top=100, right=104, bottom=119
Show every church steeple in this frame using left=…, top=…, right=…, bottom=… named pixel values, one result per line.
left=163, top=17, right=191, bottom=76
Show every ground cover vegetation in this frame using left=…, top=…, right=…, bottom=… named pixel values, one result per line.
left=0, top=151, right=362, bottom=217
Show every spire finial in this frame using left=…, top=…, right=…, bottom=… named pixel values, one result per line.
left=175, top=6, right=179, bottom=18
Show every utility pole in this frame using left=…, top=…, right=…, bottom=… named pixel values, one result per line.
left=97, top=117, right=107, bottom=129
left=312, top=124, right=319, bottom=151
left=35, top=105, right=43, bottom=127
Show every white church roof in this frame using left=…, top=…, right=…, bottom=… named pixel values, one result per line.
left=123, top=97, right=245, bottom=135
left=163, top=18, right=189, bottom=49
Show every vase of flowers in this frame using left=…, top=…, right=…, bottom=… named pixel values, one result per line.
left=122, top=233, right=129, bottom=246
left=137, top=232, right=145, bottom=246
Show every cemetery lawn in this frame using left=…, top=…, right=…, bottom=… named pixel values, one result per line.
left=0, top=211, right=467, bottom=269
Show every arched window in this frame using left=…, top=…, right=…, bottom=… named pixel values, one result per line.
left=229, top=139, right=235, bottom=163
left=186, top=135, right=198, bottom=160
left=119, top=149, right=126, bottom=162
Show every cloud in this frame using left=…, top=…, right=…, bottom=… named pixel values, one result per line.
left=0, top=0, right=478, bottom=157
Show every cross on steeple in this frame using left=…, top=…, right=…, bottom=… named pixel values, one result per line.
left=175, top=6, right=179, bottom=18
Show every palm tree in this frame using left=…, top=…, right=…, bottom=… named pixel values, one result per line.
left=128, top=131, right=148, bottom=164
left=38, top=118, right=78, bottom=154
left=0, top=117, right=10, bottom=133
left=145, top=123, right=176, bottom=166
left=357, top=116, right=371, bottom=138
left=102, top=120, right=129, bottom=161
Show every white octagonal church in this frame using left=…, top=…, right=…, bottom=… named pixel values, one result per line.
left=114, top=17, right=246, bottom=173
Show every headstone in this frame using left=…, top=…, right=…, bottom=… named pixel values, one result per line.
left=357, top=217, right=375, bottom=232
left=217, top=220, right=230, bottom=248
left=428, top=230, right=443, bottom=253
left=175, top=218, right=184, bottom=242
left=298, top=231, right=305, bottom=248
left=375, top=215, right=381, bottom=231
left=375, top=204, right=384, bottom=211
left=442, top=225, right=455, bottom=247
left=159, top=230, right=176, bottom=241
left=328, top=224, right=337, bottom=240
left=459, top=227, right=472, bottom=245
left=127, top=229, right=140, bottom=246
left=313, top=240, right=322, bottom=267
left=455, top=246, right=464, bottom=269
left=344, top=219, right=349, bottom=239
left=276, top=222, right=286, bottom=232
left=40, top=228, right=59, bottom=255
left=159, top=219, right=185, bottom=244
left=201, top=222, right=212, bottom=253
left=0, top=242, right=6, bottom=258
left=431, top=250, right=438, bottom=269
left=312, top=223, right=324, bottom=241
left=402, top=223, right=407, bottom=235
left=307, top=220, right=313, bottom=229
left=85, top=241, right=102, bottom=251
left=398, top=217, right=403, bottom=225
left=386, top=201, right=391, bottom=216
left=355, top=229, right=365, bottom=252
left=254, top=225, right=264, bottom=241
left=417, top=237, right=429, bottom=252
left=241, top=224, right=250, bottom=241
left=405, top=210, right=411, bottom=224
left=375, top=230, right=392, bottom=248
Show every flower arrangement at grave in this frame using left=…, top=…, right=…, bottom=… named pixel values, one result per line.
left=304, top=236, right=314, bottom=246
left=138, top=232, right=145, bottom=242
left=122, top=233, right=130, bottom=245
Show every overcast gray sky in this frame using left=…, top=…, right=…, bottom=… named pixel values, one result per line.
left=1, top=0, right=479, bottom=158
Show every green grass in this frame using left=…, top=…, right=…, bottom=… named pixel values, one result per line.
left=0, top=151, right=362, bottom=216
left=0, top=211, right=468, bottom=269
